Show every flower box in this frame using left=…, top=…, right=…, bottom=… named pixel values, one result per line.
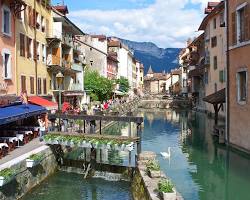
left=26, top=159, right=40, bottom=168
left=160, top=189, right=177, bottom=200
left=0, top=176, right=15, bottom=187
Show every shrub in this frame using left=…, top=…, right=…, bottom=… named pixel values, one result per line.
left=29, top=154, right=43, bottom=161
left=146, top=160, right=160, bottom=172
left=0, top=169, right=15, bottom=179
left=158, top=179, right=174, bottom=193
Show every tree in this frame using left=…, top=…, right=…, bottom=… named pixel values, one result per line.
left=84, top=70, right=114, bottom=101
left=116, top=77, right=130, bottom=93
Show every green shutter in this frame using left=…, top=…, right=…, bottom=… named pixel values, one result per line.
left=219, top=70, right=224, bottom=83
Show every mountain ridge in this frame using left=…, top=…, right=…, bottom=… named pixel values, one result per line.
left=119, top=38, right=182, bottom=74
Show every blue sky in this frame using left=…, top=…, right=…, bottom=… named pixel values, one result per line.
left=52, top=0, right=216, bottom=48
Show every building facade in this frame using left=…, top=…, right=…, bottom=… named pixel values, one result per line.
left=227, top=0, right=250, bottom=152
left=0, top=0, right=21, bottom=97
left=46, top=6, right=85, bottom=107
left=199, top=1, right=226, bottom=116
left=16, top=0, right=52, bottom=96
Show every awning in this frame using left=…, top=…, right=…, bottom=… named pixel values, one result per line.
left=63, top=91, right=84, bottom=97
left=29, top=96, right=58, bottom=111
left=114, top=90, right=125, bottom=96
left=203, top=88, right=225, bottom=104
left=0, top=104, right=47, bottom=126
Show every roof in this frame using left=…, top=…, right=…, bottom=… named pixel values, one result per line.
left=52, top=5, right=69, bottom=15
left=108, top=40, right=121, bottom=47
left=188, top=33, right=205, bottom=48
left=29, top=96, right=58, bottom=111
left=203, top=88, right=225, bottom=104
left=147, top=66, right=154, bottom=74
left=91, top=35, right=107, bottom=41
left=0, top=104, right=47, bottom=126
left=199, top=1, right=224, bottom=30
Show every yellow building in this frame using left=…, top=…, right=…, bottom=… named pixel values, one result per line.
left=16, top=0, right=52, bottom=96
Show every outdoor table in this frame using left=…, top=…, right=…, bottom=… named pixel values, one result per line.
left=17, top=131, right=34, bottom=141
left=16, top=134, right=24, bottom=147
left=0, top=137, right=18, bottom=151
left=0, top=143, right=8, bottom=159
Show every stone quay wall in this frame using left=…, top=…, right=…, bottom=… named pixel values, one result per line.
left=0, top=146, right=58, bottom=200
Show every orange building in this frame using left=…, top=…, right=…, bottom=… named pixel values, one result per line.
left=227, top=0, right=250, bottom=153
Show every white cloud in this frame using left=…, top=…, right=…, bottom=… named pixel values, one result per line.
left=69, top=0, right=217, bottom=48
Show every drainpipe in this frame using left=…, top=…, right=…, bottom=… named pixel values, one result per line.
left=34, top=0, right=38, bottom=95
left=225, top=0, right=230, bottom=146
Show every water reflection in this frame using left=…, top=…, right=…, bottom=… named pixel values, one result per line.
left=141, top=109, right=250, bottom=200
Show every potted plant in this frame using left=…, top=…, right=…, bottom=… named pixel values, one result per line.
left=125, top=142, right=134, bottom=151
left=158, top=179, right=176, bottom=200
left=0, top=169, right=15, bottom=187
left=26, top=154, right=43, bottom=168
left=146, top=160, right=161, bottom=178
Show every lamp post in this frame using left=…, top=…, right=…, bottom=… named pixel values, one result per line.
left=56, top=71, right=64, bottom=131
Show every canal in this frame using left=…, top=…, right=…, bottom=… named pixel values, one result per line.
left=22, top=109, right=250, bottom=200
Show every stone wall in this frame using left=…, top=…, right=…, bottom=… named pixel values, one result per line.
left=0, top=146, right=58, bottom=200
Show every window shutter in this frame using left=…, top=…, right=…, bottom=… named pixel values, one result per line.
left=26, top=37, right=29, bottom=58
left=33, top=9, right=36, bottom=28
left=7, top=55, right=12, bottom=79
left=232, top=11, right=237, bottom=45
left=33, top=40, right=37, bottom=60
left=245, top=4, right=250, bottom=41
left=28, top=6, right=32, bottom=27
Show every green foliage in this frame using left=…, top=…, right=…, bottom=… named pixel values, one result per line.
left=84, top=70, right=114, bottom=101
left=29, top=154, right=43, bottom=161
left=146, top=160, right=160, bottom=171
left=116, top=76, right=130, bottom=93
left=158, top=179, right=174, bottom=193
left=0, top=169, right=15, bottom=179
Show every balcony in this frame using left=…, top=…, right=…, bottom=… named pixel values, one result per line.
left=68, top=83, right=83, bottom=91
left=62, top=59, right=72, bottom=68
left=73, top=41, right=81, bottom=52
left=62, top=34, right=73, bottom=47
left=72, top=63, right=83, bottom=72
left=47, top=55, right=61, bottom=66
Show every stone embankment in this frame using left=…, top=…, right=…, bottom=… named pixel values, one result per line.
left=132, top=151, right=183, bottom=200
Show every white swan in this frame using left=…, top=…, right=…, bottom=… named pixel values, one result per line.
left=160, top=147, right=171, bottom=158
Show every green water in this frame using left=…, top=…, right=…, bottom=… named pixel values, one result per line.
left=22, top=171, right=132, bottom=200
left=140, top=110, right=250, bottom=200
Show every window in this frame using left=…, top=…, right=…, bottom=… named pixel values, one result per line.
left=211, top=36, right=217, bottom=47
left=43, top=78, right=47, bottom=94
left=30, top=77, right=34, bottom=94
left=220, top=11, right=225, bottom=27
left=214, top=83, right=217, bottom=92
left=237, top=71, right=247, bottom=102
left=36, top=12, right=40, bottom=29
left=2, top=5, right=11, bottom=36
left=17, top=5, right=25, bottom=22
left=21, top=75, right=26, bottom=92
left=36, top=42, right=40, bottom=60
left=42, top=44, right=46, bottom=63
left=238, top=7, right=245, bottom=42
left=38, top=78, right=42, bottom=94
left=204, top=71, right=208, bottom=84
left=2, top=51, right=11, bottom=79
left=214, top=56, right=217, bottom=70
left=213, top=18, right=216, bottom=29
left=27, top=37, right=32, bottom=58
left=20, top=33, right=25, bottom=57
left=41, top=16, right=45, bottom=32
left=219, top=70, right=224, bottom=83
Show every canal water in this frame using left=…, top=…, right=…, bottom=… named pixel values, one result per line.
left=22, top=109, right=250, bottom=200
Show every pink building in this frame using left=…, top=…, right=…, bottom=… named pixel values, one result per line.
left=0, top=0, right=18, bottom=98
